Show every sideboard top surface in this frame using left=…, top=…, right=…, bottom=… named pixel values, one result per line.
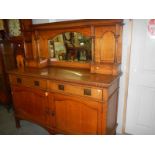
left=8, top=67, right=119, bottom=88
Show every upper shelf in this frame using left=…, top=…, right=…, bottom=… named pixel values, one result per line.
left=32, top=19, right=123, bottom=30
left=25, top=19, right=123, bottom=75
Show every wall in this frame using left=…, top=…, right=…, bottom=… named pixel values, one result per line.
left=124, top=20, right=155, bottom=134
left=32, top=19, right=73, bottom=24
left=32, top=19, right=50, bottom=24
left=117, top=19, right=130, bottom=134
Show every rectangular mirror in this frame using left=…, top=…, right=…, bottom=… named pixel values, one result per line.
left=48, top=32, right=92, bottom=62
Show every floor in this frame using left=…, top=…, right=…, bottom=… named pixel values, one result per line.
left=0, top=105, right=49, bottom=135
left=0, top=104, right=124, bottom=135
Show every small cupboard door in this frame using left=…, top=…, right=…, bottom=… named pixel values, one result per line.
left=95, top=25, right=122, bottom=63
left=53, top=93, right=102, bottom=134
left=12, top=86, right=48, bottom=125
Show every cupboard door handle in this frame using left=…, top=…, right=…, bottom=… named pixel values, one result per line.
left=34, top=80, right=40, bottom=86
left=17, top=78, right=22, bottom=84
left=84, top=88, right=91, bottom=96
left=58, top=84, right=64, bottom=91
left=45, top=92, right=48, bottom=96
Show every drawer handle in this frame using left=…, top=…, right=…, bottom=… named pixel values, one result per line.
left=58, top=84, right=64, bottom=91
left=84, top=88, right=91, bottom=96
left=45, top=92, right=48, bottom=97
left=34, top=81, right=40, bottom=86
left=16, top=78, right=22, bottom=84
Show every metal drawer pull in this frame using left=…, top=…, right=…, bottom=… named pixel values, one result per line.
left=17, top=78, right=22, bottom=84
left=45, top=92, right=48, bottom=97
left=84, top=88, right=91, bottom=96
left=34, top=81, right=40, bottom=86
left=58, top=84, right=64, bottom=91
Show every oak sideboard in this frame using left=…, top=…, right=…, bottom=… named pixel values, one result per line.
left=8, top=19, right=123, bottom=134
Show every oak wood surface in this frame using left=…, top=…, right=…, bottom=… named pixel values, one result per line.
left=8, top=19, right=122, bottom=134
left=32, top=19, right=123, bottom=30
left=10, top=71, right=119, bottom=135
left=12, top=86, right=48, bottom=125
left=10, top=72, right=119, bottom=134
left=8, top=67, right=119, bottom=88
left=26, top=19, right=123, bottom=76
left=48, top=80, right=103, bottom=101
left=53, top=93, right=101, bottom=134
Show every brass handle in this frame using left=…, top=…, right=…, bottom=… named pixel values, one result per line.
left=84, top=88, right=91, bottom=96
left=58, top=84, right=64, bottom=91
left=45, top=92, right=48, bottom=96
left=34, top=80, right=40, bottom=86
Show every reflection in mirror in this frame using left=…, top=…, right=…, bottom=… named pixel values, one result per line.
left=48, top=32, right=92, bottom=62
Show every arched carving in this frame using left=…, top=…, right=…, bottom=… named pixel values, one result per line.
left=100, top=31, right=116, bottom=62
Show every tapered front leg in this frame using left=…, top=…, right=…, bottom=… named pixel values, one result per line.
left=15, top=117, right=21, bottom=128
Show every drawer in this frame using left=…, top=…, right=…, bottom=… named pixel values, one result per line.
left=9, top=75, right=24, bottom=85
left=9, top=75, right=47, bottom=90
left=48, top=81, right=103, bottom=100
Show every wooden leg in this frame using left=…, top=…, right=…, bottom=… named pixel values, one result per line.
left=113, top=131, right=116, bottom=135
left=15, top=118, right=21, bottom=128
left=7, top=103, right=12, bottom=113
left=47, top=128, right=55, bottom=135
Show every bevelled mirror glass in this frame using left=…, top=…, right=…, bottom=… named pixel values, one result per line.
left=48, top=32, right=92, bottom=62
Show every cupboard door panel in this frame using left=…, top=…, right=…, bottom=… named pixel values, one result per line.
left=12, top=86, right=47, bottom=124
left=95, top=26, right=116, bottom=63
left=100, top=32, right=115, bottom=62
left=53, top=94, right=101, bottom=134
left=38, top=36, right=48, bottom=59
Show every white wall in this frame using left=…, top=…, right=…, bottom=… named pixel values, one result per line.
left=117, top=19, right=130, bottom=134
left=32, top=19, right=74, bottom=24
left=32, top=19, right=50, bottom=24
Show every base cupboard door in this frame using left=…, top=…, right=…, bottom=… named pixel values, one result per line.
left=12, top=86, right=48, bottom=125
left=53, top=94, right=101, bottom=135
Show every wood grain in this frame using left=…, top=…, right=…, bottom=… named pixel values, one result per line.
left=9, top=70, right=119, bottom=134
left=25, top=19, right=123, bottom=75
left=8, top=19, right=123, bottom=135
left=48, top=80, right=103, bottom=101
left=8, top=67, right=119, bottom=88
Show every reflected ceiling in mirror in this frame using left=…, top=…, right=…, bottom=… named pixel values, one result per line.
left=48, top=32, right=92, bottom=62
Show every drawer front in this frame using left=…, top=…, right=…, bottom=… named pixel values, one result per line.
left=9, top=75, right=25, bottom=86
left=9, top=75, right=47, bottom=90
left=48, top=81, right=103, bottom=100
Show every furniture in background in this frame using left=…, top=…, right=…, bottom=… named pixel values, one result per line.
left=8, top=19, right=123, bottom=134
left=0, top=40, right=16, bottom=109
left=0, top=19, right=32, bottom=109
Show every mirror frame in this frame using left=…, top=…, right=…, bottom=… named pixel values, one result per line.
left=47, top=31, right=93, bottom=69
